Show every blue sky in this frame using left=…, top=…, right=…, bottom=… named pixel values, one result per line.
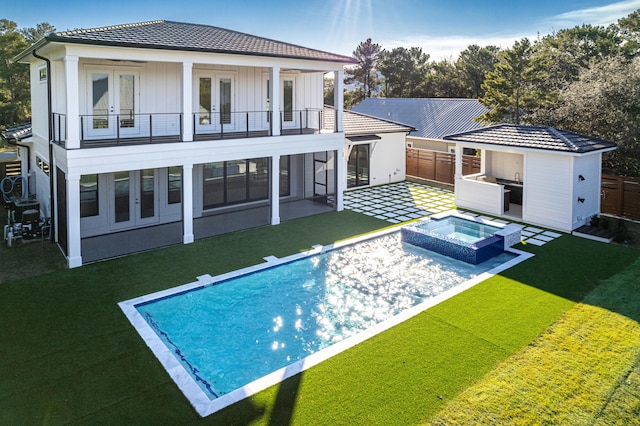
left=8, top=0, right=640, bottom=59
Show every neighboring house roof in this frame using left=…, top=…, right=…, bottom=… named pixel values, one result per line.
left=323, top=107, right=415, bottom=137
left=16, top=20, right=356, bottom=64
left=2, top=123, right=32, bottom=141
left=443, top=124, right=617, bottom=154
left=350, top=98, right=488, bottom=140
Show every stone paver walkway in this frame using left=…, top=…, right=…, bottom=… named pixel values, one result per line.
left=343, top=181, right=562, bottom=246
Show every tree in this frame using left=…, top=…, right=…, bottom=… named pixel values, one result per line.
left=20, top=22, right=55, bottom=44
left=0, top=19, right=30, bottom=126
left=424, top=59, right=467, bottom=98
left=618, top=9, right=640, bottom=58
left=378, top=46, right=430, bottom=97
left=478, top=38, right=548, bottom=124
left=456, top=44, right=500, bottom=98
left=0, top=20, right=56, bottom=127
left=539, top=55, right=640, bottom=176
left=344, top=38, right=381, bottom=98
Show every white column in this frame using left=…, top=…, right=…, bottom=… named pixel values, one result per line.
left=269, top=67, right=281, bottom=136
left=335, top=149, right=345, bottom=211
left=182, top=62, right=193, bottom=142
left=271, top=155, right=281, bottom=225
left=454, top=145, right=463, bottom=178
left=333, top=69, right=344, bottom=132
left=65, top=56, right=80, bottom=149
left=182, top=163, right=194, bottom=243
left=479, top=149, right=487, bottom=175
left=66, top=174, right=82, bottom=268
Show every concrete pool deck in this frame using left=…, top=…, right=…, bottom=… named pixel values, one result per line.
left=343, top=182, right=563, bottom=246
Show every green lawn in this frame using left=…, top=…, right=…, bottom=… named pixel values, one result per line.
left=0, top=210, right=638, bottom=424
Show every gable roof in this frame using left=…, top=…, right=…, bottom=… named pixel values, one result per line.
left=443, top=124, right=617, bottom=154
left=16, top=20, right=356, bottom=64
left=323, top=107, right=415, bottom=136
left=350, top=98, right=488, bottom=140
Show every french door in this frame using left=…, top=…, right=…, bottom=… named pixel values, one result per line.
left=86, top=68, right=140, bottom=139
left=111, top=169, right=158, bottom=229
left=195, top=73, right=235, bottom=133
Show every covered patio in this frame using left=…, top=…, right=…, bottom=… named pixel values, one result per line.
left=444, top=124, right=617, bottom=232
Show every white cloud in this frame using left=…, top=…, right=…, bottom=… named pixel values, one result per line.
left=540, top=0, right=640, bottom=29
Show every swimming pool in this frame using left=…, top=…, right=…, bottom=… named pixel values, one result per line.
left=119, top=227, right=531, bottom=416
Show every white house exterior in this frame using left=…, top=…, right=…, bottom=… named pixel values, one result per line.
left=15, top=20, right=356, bottom=267
left=445, top=124, right=617, bottom=232
left=337, top=108, right=414, bottom=188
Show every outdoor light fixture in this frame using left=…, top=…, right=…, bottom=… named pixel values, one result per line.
left=578, top=197, right=585, bottom=203
left=578, top=175, right=585, bottom=181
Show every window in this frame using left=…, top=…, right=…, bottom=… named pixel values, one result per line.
left=280, top=155, right=290, bottom=197
left=168, top=166, right=182, bottom=204
left=36, top=156, right=50, bottom=176
left=283, top=80, right=293, bottom=122
left=39, top=67, right=47, bottom=82
left=202, top=158, right=271, bottom=209
left=80, top=174, right=99, bottom=217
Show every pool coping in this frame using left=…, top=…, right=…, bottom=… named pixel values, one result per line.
left=118, top=223, right=534, bottom=417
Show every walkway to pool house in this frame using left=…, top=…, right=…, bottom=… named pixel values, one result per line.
left=343, top=181, right=562, bottom=246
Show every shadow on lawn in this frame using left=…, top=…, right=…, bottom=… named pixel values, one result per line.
left=503, top=235, right=640, bottom=319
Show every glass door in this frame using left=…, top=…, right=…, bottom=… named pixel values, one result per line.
left=86, top=69, right=139, bottom=139
left=282, top=78, right=296, bottom=129
left=111, top=169, right=158, bottom=229
left=347, top=145, right=370, bottom=188
left=195, top=73, right=235, bottom=133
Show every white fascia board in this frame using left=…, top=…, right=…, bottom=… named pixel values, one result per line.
left=62, top=44, right=346, bottom=72
left=63, top=134, right=344, bottom=176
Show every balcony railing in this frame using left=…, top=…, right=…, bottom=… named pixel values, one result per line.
left=50, top=108, right=337, bottom=148
left=193, top=109, right=329, bottom=140
left=80, top=113, right=183, bottom=146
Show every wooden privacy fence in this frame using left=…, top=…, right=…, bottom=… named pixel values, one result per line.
left=406, top=148, right=480, bottom=184
left=601, top=174, right=640, bottom=220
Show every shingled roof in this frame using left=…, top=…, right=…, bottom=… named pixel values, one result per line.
left=351, top=98, right=488, bottom=139
left=323, top=107, right=415, bottom=136
left=443, top=124, right=617, bottom=154
left=18, top=20, right=356, bottom=64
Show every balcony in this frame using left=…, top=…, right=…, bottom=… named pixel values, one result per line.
left=52, top=109, right=336, bottom=148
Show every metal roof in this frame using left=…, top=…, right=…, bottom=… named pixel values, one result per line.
left=1, top=123, right=32, bottom=141
left=443, top=124, right=617, bottom=154
left=324, top=107, right=415, bottom=136
left=17, top=20, right=357, bottom=64
left=350, top=98, right=488, bottom=139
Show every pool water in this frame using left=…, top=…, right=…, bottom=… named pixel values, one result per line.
left=134, top=232, right=515, bottom=400
left=415, top=216, right=502, bottom=244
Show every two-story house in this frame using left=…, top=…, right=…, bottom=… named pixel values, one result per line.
left=15, top=20, right=355, bottom=267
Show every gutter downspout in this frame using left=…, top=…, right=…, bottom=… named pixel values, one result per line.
left=32, top=48, right=55, bottom=242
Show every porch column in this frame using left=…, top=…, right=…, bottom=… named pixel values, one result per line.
left=454, top=145, right=463, bottom=178
left=335, top=148, right=345, bottom=211
left=182, top=62, right=193, bottom=142
left=479, top=149, right=487, bottom=175
left=182, top=163, right=194, bottom=243
left=333, top=70, right=344, bottom=132
left=269, top=67, right=281, bottom=136
left=66, top=174, right=82, bottom=268
left=65, top=56, right=80, bottom=149
left=271, top=155, right=280, bottom=225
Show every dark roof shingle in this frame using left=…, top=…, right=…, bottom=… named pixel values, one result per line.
left=443, top=124, right=617, bottom=153
left=43, top=20, right=356, bottom=63
left=324, top=107, right=415, bottom=135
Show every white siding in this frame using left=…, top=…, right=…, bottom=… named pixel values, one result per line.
left=523, top=152, right=573, bottom=231
left=571, top=153, right=602, bottom=229
left=368, top=133, right=406, bottom=185
left=486, top=151, right=523, bottom=181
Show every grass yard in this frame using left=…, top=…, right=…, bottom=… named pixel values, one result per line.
left=0, top=209, right=639, bottom=424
